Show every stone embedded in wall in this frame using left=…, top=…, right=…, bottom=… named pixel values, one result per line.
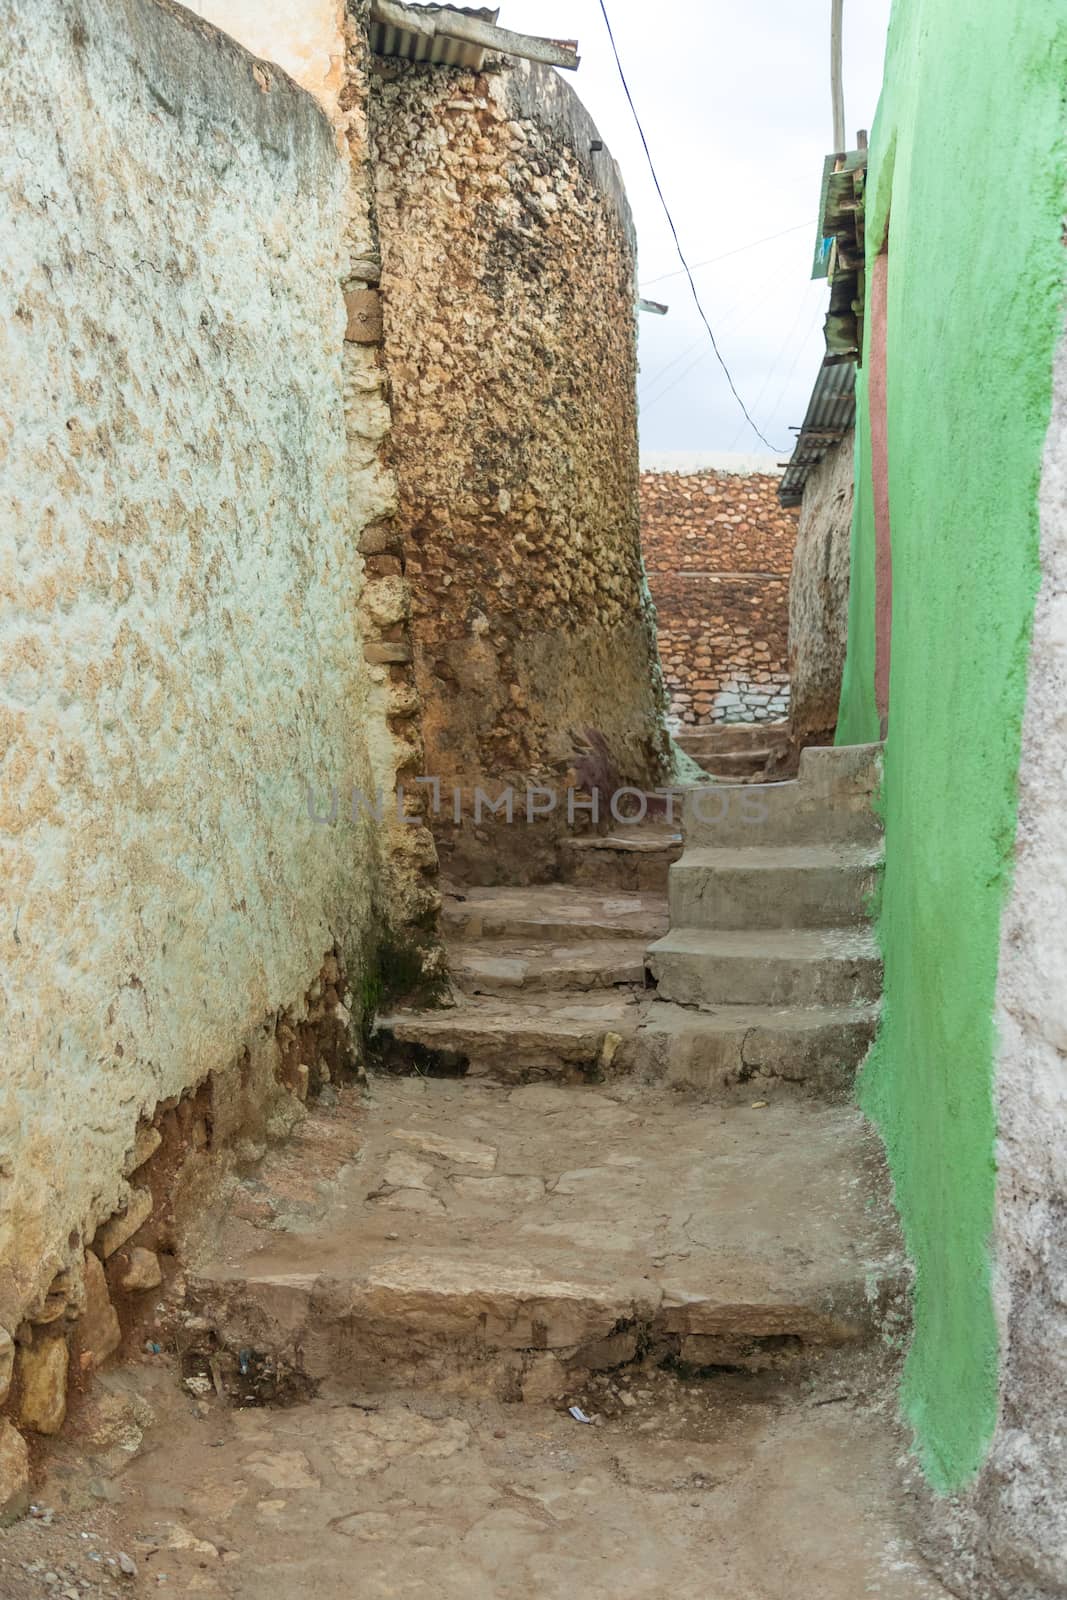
left=345, top=286, right=384, bottom=343
left=641, top=467, right=796, bottom=728
left=96, top=1190, right=154, bottom=1262
left=0, top=1420, right=29, bottom=1525
left=17, top=1333, right=69, bottom=1436
left=76, top=1252, right=122, bottom=1372
left=0, top=1327, right=13, bottom=1407
left=112, top=1249, right=163, bottom=1295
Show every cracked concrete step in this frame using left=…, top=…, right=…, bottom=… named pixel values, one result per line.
left=647, top=927, right=882, bottom=1008
left=683, top=743, right=884, bottom=850
left=443, top=885, right=668, bottom=944
left=637, top=998, right=880, bottom=1101
left=373, top=992, right=642, bottom=1082
left=558, top=825, right=682, bottom=892
left=669, top=843, right=884, bottom=931
left=448, top=939, right=648, bottom=996
left=187, top=1079, right=906, bottom=1402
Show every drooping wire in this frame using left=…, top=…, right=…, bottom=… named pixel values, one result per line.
left=639, top=220, right=817, bottom=289
left=596, top=0, right=785, bottom=452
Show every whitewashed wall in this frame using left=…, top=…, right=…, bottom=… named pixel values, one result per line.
left=0, top=0, right=389, bottom=1329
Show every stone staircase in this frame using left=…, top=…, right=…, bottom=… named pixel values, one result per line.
left=184, top=744, right=896, bottom=1410
left=140, top=743, right=957, bottom=1595
left=643, top=743, right=883, bottom=1096
left=674, top=720, right=791, bottom=780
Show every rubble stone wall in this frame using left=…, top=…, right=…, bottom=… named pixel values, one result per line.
left=0, top=0, right=394, bottom=1382
left=640, top=467, right=797, bottom=726
left=370, top=54, right=671, bottom=874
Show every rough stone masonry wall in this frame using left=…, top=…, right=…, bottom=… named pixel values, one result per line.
left=370, top=55, right=671, bottom=872
left=640, top=469, right=797, bottom=726
left=787, top=430, right=854, bottom=750
left=0, top=0, right=396, bottom=1438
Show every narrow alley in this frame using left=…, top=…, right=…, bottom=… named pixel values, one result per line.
left=2, top=0, right=1065, bottom=1598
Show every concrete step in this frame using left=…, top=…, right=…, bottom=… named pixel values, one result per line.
left=682, top=743, right=883, bottom=850
left=449, top=939, right=648, bottom=996
left=637, top=998, right=879, bottom=1101
left=691, top=748, right=773, bottom=779
left=647, top=927, right=882, bottom=1008
left=558, top=825, right=682, bottom=893
left=675, top=721, right=790, bottom=756
left=187, top=1079, right=906, bottom=1402
left=443, top=885, right=668, bottom=944
left=373, top=992, right=642, bottom=1083
left=669, top=843, right=883, bottom=931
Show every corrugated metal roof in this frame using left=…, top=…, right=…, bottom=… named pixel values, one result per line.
left=370, top=4, right=499, bottom=69
left=778, top=360, right=856, bottom=506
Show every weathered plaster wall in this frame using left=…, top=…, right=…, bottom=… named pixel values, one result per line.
left=0, top=0, right=392, bottom=1365
left=370, top=55, right=671, bottom=869
left=834, top=0, right=1066, bottom=1573
left=183, top=0, right=443, bottom=952
left=786, top=430, right=853, bottom=749
left=954, top=323, right=1067, bottom=1600
left=640, top=467, right=795, bottom=726
left=183, top=0, right=345, bottom=118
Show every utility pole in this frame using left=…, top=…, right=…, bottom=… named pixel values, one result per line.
left=830, top=0, right=846, bottom=152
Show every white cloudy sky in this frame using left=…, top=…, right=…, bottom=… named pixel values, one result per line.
left=503, top=0, right=892, bottom=457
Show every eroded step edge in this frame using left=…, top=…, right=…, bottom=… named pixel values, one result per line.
left=183, top=1258, right=907, bottom=1406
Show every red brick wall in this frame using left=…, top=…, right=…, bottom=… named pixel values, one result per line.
left=640, top=469, right=798, bottom=726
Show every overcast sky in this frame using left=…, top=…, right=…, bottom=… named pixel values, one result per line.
left=503, top=0, right=892, bottom=458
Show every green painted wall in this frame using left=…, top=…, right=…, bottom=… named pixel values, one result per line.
left=836, top=0, right=1066, bottom=1488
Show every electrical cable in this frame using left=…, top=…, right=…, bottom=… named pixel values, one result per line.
left=640, top=256, right=794, bottom=412
left=597, top=0, right=784, bottom=451
left=639, top=220, right=817, bottom=289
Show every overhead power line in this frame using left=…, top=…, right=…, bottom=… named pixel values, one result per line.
left=639, top=220, right=817, bottom=289
left=596, top=0, right=783, bottom=452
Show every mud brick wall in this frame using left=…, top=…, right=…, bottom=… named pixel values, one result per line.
left=371, top=54, right=671, bottom=867
left=640, top=468, right=797, bottom=726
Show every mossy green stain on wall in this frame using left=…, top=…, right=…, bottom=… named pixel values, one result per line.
left=836, top=0, right=1066, bottom=1488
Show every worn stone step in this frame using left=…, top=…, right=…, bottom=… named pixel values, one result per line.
left=637, top=998, right=880, bottom=1101
left=669, top=843, right=883, bottom=931
left=442, top=885, right=668, bottom=944
left=449, top=939, right=648, bottom=996
left=675, top=722, right=790, bottom=755
left=187, top=1079, right=905, bottom=1402
left=373, top=992, right=641, bottom=1083
left=682, top=743, right=883, bottom=850
left=647, top=927, right=882, bottom=1008
left=558, top=825, right=682, bottom=893
left=692, top=748, right=773, bottom=779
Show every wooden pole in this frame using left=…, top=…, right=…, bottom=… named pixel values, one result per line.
left=830, top=0, right=846, bottom=152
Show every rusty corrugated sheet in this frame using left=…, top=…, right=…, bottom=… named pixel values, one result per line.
left=778, top=360, right=855, bottom=507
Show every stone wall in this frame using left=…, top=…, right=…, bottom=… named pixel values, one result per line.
left=787, top=431, right=854, bottom=749
left=640, top=465, right=797, bottom=726
left=370, top=55, right=671, bottom=874
left=0, top=0, right=395, bottom=1422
